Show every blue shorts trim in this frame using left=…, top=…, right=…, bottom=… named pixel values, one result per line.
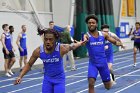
left=88, top=62, right=111, bottom=82
left=42, top=78, right=65, bottom=93
left=19, top=48, right=27, bottom=56
left=106, top=53, right=113, bottom=63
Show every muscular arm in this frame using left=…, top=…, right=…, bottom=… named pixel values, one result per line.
left=60, top=41, right=86, bottom=57
left=103, top=32, right=123, bottom=46
left=16, top=34, right=22, bottom=50
left=17, top=47, right=40, bottom=79
left=1, top=34, right=7, bottom=50
left=84, top=34, right=89, bottom=41
left=110, top=32, right=121, bottom=42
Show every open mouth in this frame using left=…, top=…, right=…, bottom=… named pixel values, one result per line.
left=46, top=45, right=50, bottom=47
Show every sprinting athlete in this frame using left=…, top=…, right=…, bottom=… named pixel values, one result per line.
left=14, top=28, right=86, bottom=93
left=84, top=14, right=124, bottom=93
left=101, top=24, right=125, bottom=83
left=128, top=22, right=140, bottom=67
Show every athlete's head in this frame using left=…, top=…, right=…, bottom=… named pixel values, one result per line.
left=2, top=24, right=9, bottom=32
left=9, top=26, right=14, bottom=34
left=85, top=14, right=98, bottom=32
left=49, top=21, right=54, bottom=29
left=101, top=24, right=109, bottom=33
left=38, top=28, right=60, bottom=51
left=21, top=25, right=26, bottom=32
left=65, top=25, right=71, bottom=32
left=135, top=22, right=140, bottom=30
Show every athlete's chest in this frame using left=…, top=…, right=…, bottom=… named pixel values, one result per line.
left=89, top=36, right=104, bottom=46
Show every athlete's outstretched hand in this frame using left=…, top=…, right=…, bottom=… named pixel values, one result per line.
left=121, top=45, right=126, bottom=49
left=14, top=77, right=22, bottom=85
left=78, top=39, right=88, bottom=46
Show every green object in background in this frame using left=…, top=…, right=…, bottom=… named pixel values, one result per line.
left=74, top=0, right=88, bottom=58
left=87, top=0, right=118, bottom=52
left=74, top=0, right=118, bottom=57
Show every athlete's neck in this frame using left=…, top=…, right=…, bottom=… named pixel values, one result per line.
left=136, top=28, right=139, bottom=31
left=89, top=30, right=99, bottom=37
left=44, top=45, right=55, bottom=54
left=21, top=31, right=25, bottom=34
left=4, top=30, right=9, bottom=34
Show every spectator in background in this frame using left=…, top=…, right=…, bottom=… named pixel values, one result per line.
left=1, top=24, right=15, bottom=77
left=49, top=21, right=55, bottom=29
left=60, top=25, right=76, bottom=71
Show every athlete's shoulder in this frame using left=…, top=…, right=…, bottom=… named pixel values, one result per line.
left=1, top=33, right=6, bottom=37
left=32, top=47, right=40, bottom=57
left=100, top=31, right=107, bottom=36
left=18, top=32, right=22, bottom=37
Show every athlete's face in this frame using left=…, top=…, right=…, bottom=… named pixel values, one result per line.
left=44, top=33, right=56, bottom=50
left=4, top=26, right=9, bottom=32
left=49, top=23, right=54, bottom=29
left=87, top=19, right=97, bottom=32
left=135, top=24, right=140, bottom=30
left=102, top=28, right=109, bottom=33
left=22, top=26, right=26, bottom=32
left=10, top=27, right=14, bottom=32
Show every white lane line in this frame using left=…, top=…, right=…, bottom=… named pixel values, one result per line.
left=0, top=51, right=134, bottom=83
left=1, top=56, right=138, bottom=89
left=1, top=51, right=136, bottom=92
left=115, top=74, right=140, bottom=77
left=8, top=65, right=140, bottom=93
left=65, top=61, right=140, bottom=87
left=76, top=68, right=140, bottom=93
left=7, top=83, right=42, bottom=93
left=0, top=72, right=41, bottom=83
left=67, top=53, right=133, bottom=67
left=115, top=80, right=140, bottom=93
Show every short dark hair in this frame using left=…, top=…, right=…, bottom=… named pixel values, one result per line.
left=49, top=21, right=54, bottom=24
left=85, top=14, right=98, bottom=24
left=101, top=24, right=109, bottom=30
left=135, top=22, right=140, bottom=25
left=9, top=25, right=14, bottom=30
left=2, top=24, right=8, bottom=30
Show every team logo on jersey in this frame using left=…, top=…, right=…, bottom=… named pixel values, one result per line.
left=22, top=36, right=26, bottom=38
left=90, top=41, right=103, bottom=45
left=42, top=58, right=59, bottom=63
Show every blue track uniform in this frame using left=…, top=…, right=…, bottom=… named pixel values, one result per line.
left=4, top=32, right=12, bottom=50
left=19, top=33, right=27, bottom=56
left=133, top=29, right=140, bottom=51
left=86, top=31, right=110, bottom=82
left=2, top=32, right=15, bottom=59
left=40, top=43, right=65, bottom=93
left=105, top=32, right=113, bottom=63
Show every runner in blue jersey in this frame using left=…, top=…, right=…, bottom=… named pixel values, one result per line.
left=16, top=25, right=28, bottom=71
left=14, top=28, right=86, bottom=93
left=101, top=24, right=125, bottom=84
left=84, top=14, right=124, bottom=93
left=128, top=22, right=140, bottom=67
left=1, top=24, right=15, bottom=77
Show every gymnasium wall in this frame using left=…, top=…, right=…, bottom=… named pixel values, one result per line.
left=0, top=11, right=53, bottom=71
